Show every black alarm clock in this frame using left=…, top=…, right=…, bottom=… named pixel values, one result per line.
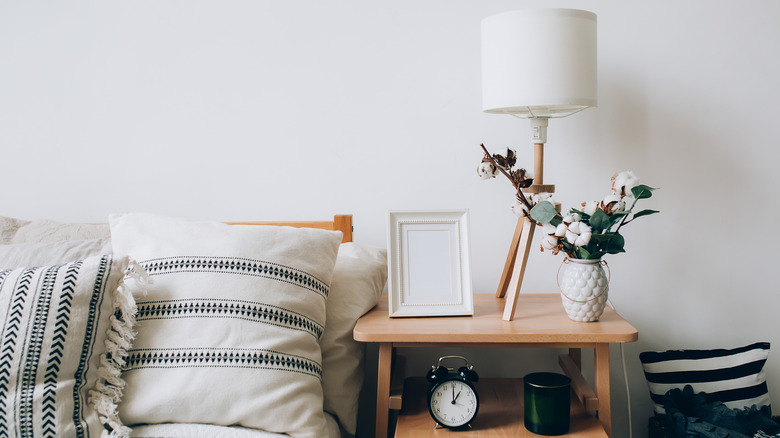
left=426, top=355, right=480, bottom=430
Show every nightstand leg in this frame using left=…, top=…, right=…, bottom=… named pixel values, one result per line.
left=376, top=343, right=393, bottom=438
left=595, top=344, right=612, bottom=438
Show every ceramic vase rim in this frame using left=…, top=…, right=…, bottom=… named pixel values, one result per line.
left=565, top=257, right=602, bottom=265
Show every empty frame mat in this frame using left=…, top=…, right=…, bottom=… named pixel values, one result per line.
left=387, top=210, right=473, bottom=317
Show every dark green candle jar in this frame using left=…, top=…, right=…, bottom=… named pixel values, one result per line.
left=524, top=372, right=572, bottom=435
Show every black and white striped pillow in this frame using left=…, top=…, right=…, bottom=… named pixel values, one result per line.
left=640, top=342, right=771, bottom=413
left=0, top=255, right=138, bottom=437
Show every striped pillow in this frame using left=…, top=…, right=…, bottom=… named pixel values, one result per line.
left=640, top=342, right=771, bottom=414
left=109, top=213, right=343, bottom=438
left=0, top=255, right=140, bottom=437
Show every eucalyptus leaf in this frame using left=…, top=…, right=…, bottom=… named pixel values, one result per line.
left=606, top=233, right=625, bottom=254
left=589, top=208, right=611, bottom=231
left=530, top=201, right=558, bottom=224
left=632, top=209, right=660, bottom=219
left=588, top=233, right=613, bottom=243
left=631, top=184, right=657, bottom=200
left=588, top=250, right=607, bottom=259
left=609, top=211, right=629, bottom=228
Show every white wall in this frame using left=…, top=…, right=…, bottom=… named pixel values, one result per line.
left=2, top=1, right=780, bottom=437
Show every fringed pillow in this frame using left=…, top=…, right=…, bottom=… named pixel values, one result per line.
left=0, top=255, right=143, bottom=437
left=109, top=213, right=342, bottom=438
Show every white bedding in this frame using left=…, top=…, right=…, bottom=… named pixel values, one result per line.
left=130, top=413, right=344, bottom=438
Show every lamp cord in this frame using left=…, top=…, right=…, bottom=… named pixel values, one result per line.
left=607, top=298, right=633, bottom=438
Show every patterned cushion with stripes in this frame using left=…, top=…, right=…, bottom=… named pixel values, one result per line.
left=109, top=213, right=343, bottom=438
left=640, top=342, right=771, bottom=414
left=0, top=255, right=133, bottom=437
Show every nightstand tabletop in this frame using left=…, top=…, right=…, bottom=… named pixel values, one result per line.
left=353, top=293, right=638, bottom=345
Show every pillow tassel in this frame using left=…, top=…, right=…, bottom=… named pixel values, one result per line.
left=89, top=260, right=150, bottom=438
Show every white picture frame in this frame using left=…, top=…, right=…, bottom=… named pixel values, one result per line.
left=387, top=210, right=473, bottom=317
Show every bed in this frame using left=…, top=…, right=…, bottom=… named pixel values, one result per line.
left=0, top=213, right=387, bottom=438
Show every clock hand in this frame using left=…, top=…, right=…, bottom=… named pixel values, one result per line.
left=451, top=386, right=456, bottom=404
left=454, top=390, right=462, bottom=402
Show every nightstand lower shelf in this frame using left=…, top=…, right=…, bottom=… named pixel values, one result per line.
left=395, top=377, right=607, bottom=437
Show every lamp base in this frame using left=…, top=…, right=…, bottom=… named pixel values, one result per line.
left=496, top=216, right=535, bottom=321
left=497, top=201, right=561, bottom=321
left=523, top=184, right=556, bottom=194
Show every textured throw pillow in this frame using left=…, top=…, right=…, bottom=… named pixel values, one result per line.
left=0, top=216, right=110, bottom=244
left=321, top=243, right=387, bottom=435
left=640, top=342, right=771, bottom=413
left=0, top=239, right=113, bottom=270
left=0, top=255, right=140, bottom=437
left=109, top=213, right=342, bottom=438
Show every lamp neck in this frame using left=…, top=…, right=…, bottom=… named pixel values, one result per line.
left=529, top=117, right=549, bottom=144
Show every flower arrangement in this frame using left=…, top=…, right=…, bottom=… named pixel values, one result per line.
left=478, top=143, right=658, bottom=260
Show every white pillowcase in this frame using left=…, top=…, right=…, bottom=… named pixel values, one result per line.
left=109, top=213, right=342, bottom=438
left=0, top=215, right=110, bottom=244
left=0, top=239, right=113, bottom=270
left=0, top=255, right=137, bottom=437
left=321, top=243, right=386, bottom=435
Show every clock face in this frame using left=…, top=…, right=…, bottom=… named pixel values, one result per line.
left=428, top=379, right=478, bottom=428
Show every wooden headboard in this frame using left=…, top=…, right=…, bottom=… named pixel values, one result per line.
left=225, top=214, right=353, bottom=244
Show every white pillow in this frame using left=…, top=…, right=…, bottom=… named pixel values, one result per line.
left=0, top=239, right=113, bottom=269
left=321, top=243, right=386, bottom=435
left=0, top=255, right=139, bottom=437
left=109, top=213, right=342, bottom=438
left=0, top=215, right=110, bottom=244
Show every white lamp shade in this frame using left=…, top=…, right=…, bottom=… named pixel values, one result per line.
left=481, top=8, right=597, bottom=116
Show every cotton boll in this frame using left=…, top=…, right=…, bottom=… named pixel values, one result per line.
left=477, top=162, right=497, bottom=180
left=601, top=194, right=626, bottom=214
left=542, top=224, right=557, bottom=235
left=581, top=201, right=599, bottom=216
left=562, top=214, right=580, bottom=225
left=541, top=234, right=558, bottom=250
left=531, top=192, right=554, bottom=205
left=566, top=222, right=592, bottom=247
left=574, top=231, right=591, bottom=247
left=565, top=229, right=578, bottom=245
left=602, top=194, right=621, bottom=205
left=613, top=171, right=640, bottom=196
left=555, top=224, right=567, bottom=237
left=511, top=199, right=528, bottom=217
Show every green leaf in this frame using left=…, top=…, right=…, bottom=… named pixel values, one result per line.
left=632, top=209, right=659, bottom=219
left=589, top=208, right=611, bottom=231
left=631, top=184, right=657, bottom=200
left=588, top=233, right=612, bottom=243
left=529, top=201, right=558, bottom=224
left=605, top=233, right=626, bottom=254
left=577, top=247, right=591, bottom=259
left=608, top=211, right=629, bottom=228
left=587, top=250, right=607, bottom=260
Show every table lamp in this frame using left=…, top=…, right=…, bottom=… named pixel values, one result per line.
left=481, top=8, right=598, bottom=320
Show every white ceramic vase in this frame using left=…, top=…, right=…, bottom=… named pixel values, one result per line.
left=557, top=258, right=610, bottom=322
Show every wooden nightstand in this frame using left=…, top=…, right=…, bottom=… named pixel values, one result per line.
left=353, top=293, right=638, bottom=438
